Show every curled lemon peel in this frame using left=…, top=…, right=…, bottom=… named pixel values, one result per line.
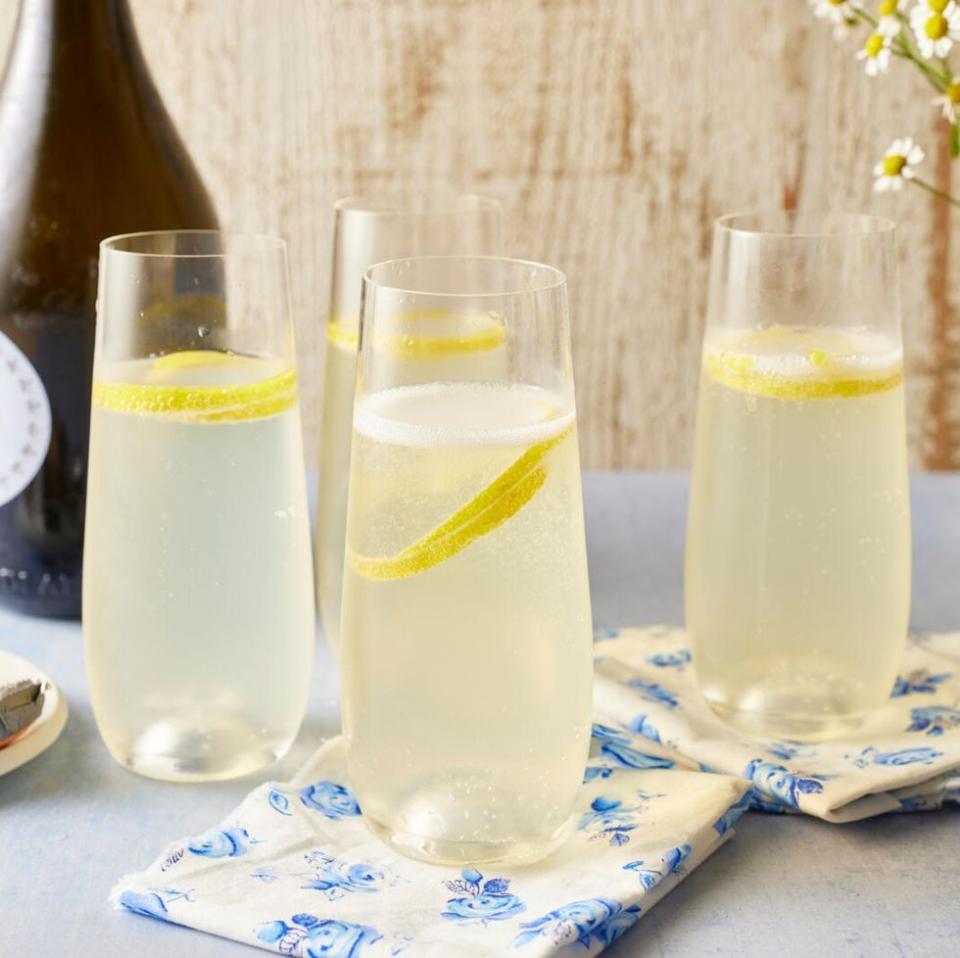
left=326, top=311, right=506, bottom=360
left=704, top=327, right=903, bottom=400
left=93, top=351, right=298, bottom=422
left=704, top=348, right=902, bottom=400
left=349, top=423, right=571, bottom=581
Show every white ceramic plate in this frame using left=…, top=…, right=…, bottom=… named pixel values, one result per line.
left=0, top=649, right=68, bottom=777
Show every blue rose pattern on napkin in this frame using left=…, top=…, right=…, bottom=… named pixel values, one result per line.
left=257, top=914, right=382, bottom=957
left=513, top=898, right=642, bottom=950
left=594, top=627, right=960, bottom=822
left=440, top=868, right=526, bottom=924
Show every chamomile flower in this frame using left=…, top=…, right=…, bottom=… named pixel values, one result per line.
left=877, top=0, right=906, bottom=36
left=932, top=76, right=960, bottom=120
left=811, top=0, right=863, bottom=37
left=873, top=137, right=925, bottom=191
left=811, top=0, right=858, bottom=22
left=910, top=0, right=960, bottom=58
left=857, top=33, right=893, bottom=73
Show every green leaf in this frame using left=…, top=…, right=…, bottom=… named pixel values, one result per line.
left=951, top=123, right=959, bottom=159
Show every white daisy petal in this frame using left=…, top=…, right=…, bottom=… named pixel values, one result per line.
left=875, top=177, right=891, bottom=192
left=934, top=95, right=951, bottom=119
left=874, top=162, right=886, bottom=176
left=879, top=17, right=901, bottom=37
left=891, top=176, right=904, bottom=190
left=907, top=145, right=925, bottom=164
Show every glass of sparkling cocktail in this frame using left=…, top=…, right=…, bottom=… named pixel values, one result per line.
left=85, top=231, right=315, bottom=781
left=341, top=255, right=593, bottom=864
left=315, top=196, right=501, bottom=652
left=686, top=213, right=909, bottom=740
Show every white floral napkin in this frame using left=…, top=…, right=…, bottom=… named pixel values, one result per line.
left=113, top=734, right=749, bottom=957
left=593, top=626, right=960, bottom=822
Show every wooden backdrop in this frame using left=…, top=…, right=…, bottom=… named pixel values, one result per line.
left=3, top=0, right=959, bottom=468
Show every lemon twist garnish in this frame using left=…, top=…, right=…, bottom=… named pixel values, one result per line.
left=326, top=311, right=507, bottom=360
left=705, top=349, right=902, bottom=400
left=372, top=325, right=506, bottom=361
left=152, top=350, right=237, bottom=373
left=349, top=423, right=572, bottom=581
left=327, top=321, right=359, bottom=351
left=93, top=351, right=298, bottom=422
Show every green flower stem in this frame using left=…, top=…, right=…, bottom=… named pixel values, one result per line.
left=891, top=28, right=951, bottom=87
left=910, top=176, right=960, bottom=208
left=890, top=49, right=948, bottom=91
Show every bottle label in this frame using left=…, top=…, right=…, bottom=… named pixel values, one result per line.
left=0, top=331, right=52, bottom=508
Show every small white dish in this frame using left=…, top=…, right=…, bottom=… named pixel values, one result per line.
left=0, top=649, right=68, bottom=777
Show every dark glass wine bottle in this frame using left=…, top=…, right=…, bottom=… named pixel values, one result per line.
left=0, top=0, right=217, bottom=617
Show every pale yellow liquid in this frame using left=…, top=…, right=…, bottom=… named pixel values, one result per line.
left=314, top=315, right=508, bottom=651
left=341, top=382, right=593, bottom=863
left=686, top=326, right=910, bottom=738
left=314, top=334, right=356, bottom=651
left=84, top=355, right=315, bottom=780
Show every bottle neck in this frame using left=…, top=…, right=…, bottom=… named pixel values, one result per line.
left=9, top=0, right=144, bottom=88
left=20, top=0, right=136, bottom=41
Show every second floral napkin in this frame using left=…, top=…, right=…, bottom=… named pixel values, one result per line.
left=594, top=626, right=960, bottom=821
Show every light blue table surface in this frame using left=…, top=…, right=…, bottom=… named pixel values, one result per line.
left=1, top=472, right=959, bottom=957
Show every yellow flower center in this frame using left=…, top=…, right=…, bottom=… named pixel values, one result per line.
left=828, top=0, right=846, bottom=5
left=925, top=13, right=949, bottom=40
left=929, top=0, right=949, bottom=14
left=948, top=80, right=960, bottom=102
left=865, top=33, right=885, bottom=56
left=879, top=0, right=898, bottom=14
left=882, top=154, right=907, bottom=177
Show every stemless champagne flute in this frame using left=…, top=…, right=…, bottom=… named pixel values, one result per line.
left=341, top=256, right=593, bottom=864
left=84, top=231, right=315, bottom=781
left=315, top=195, right=501, bottom=652
left=686, top=212, right=910, bottom=740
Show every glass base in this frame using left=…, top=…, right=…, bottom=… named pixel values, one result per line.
left=105, top=715, right=294, bottom=783
left=705, top=696, right=867, bottom=742
left=364, top=812, right=573, bottom=867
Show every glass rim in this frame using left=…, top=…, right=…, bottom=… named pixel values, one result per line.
left=715, top=211, right=897, bottom=239
left=334, top=193, right=500, bottom=218
left=99, top=230, right=287, bottom=259
left=363, top=255, right=566, bottom=299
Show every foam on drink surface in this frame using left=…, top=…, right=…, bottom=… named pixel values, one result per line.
left=353, top=381, right=575, bottom=447
left=703, top=326, right=903, bottom=400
